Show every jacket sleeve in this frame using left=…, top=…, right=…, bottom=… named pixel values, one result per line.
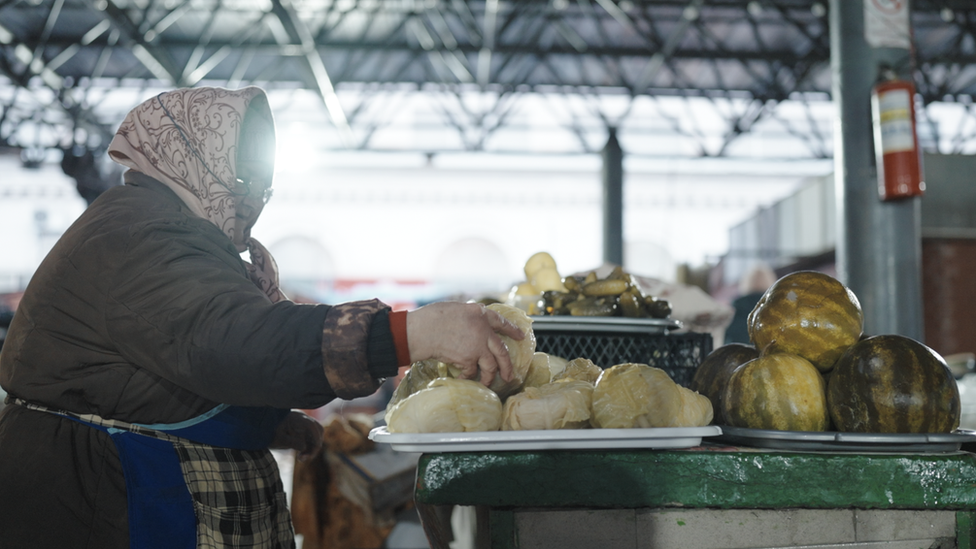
left=103, top=217, right=395, bottom=409
left=322, top=300, right=400, bottom=399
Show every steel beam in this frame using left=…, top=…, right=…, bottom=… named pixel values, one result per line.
left=85, top=0, right=182, bottom=85
left=269, top=0, right=354, bottom=147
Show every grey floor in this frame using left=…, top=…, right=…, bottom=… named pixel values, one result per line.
left=383, top=507, right=430, bottom=549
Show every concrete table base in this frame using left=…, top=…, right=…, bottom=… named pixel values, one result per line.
left=414, top=448, right=976, bottom=549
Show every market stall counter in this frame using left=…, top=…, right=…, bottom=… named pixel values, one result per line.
left=381, top=266, right=975, bottom=548
left=411, top=444, right=976, bottom=549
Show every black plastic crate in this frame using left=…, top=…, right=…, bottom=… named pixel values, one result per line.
left=534, top=331, right=713, bottom=388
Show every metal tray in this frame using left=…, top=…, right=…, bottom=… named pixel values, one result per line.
left=369, top=425, right=721, bottom=453
left=529, top=316, right=682, bottom=334
left=714, top=425, right=976, bottom=453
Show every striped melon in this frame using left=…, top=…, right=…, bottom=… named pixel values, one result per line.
left=827, top=335, right=961, bottom=433
left=689, top=343, right=759, bottom=425
left=748, top=271, right=863, bottom=372
left=723, top=352, right=829, bottom=432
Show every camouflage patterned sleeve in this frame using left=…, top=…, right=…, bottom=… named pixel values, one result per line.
left=320, top=298, right=392, bottom=400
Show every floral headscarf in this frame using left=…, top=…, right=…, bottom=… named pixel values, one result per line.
left=107, top=87, right=287, bottom=303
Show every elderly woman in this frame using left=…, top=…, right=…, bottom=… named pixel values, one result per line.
left=0, top=87, right=521, bottom=548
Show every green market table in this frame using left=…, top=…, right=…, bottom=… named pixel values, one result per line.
left=412, top=446, right=976, bottom=549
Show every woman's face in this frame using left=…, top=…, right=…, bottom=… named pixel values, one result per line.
left=231, top=157, right=273, bottom=252
left=233, top=108, right=275, bottom=252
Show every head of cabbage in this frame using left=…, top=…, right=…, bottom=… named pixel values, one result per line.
left=443, top=303, right=537, bottom=399
left=553, top=357, right=603, bottom=384
left=590, top=363, right=683, bottom=429
left=385, top=377, right=503, bottom=433
left=501, top=379, right=594, bottom=431
left=384, top=359, right=452, bottom=425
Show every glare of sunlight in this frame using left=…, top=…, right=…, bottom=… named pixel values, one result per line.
left=275, top=122, right=319, bottom=175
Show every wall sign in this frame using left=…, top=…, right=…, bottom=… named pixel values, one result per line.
left=864, top=0, right=911, bottom=49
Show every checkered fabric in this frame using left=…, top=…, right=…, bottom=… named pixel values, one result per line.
left=15, top=399, right=296, bottom=548
left=174, top=442, right=294, bottom=548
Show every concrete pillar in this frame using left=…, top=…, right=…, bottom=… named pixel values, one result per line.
left=602, top=127, right=623, bottom=266
left=830, top=0, right=924, bottom=340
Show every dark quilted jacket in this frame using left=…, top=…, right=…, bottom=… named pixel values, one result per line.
left=0, top=172, right=398, bottom=547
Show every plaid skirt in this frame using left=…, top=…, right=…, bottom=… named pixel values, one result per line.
left=15, top=399, right=295, bottom=549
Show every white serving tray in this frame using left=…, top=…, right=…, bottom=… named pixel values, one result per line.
left=368, top=425, right=722, bottom=453
left=529, top=316, right=682, bottom=334
left=715, top=425, right=976, bottom=453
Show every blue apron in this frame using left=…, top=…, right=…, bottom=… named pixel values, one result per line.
left=52, top=404, right=290, bottom=549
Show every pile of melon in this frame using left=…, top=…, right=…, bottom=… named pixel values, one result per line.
left=691, top=271, right=961, bottom=434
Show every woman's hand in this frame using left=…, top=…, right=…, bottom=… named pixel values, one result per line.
left=270, top=411, right=324, bottom=462
left=405, top=302, right=525, bottom=387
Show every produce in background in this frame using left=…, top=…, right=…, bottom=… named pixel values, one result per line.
left=524, top=251, right=557, bottom=276
left=827, top=335, right=961, bottom=433
left=508, top=252, right=568, bottom=313
left=507, top=253, right=673, bottom=319
left=542, top=266, right=672, bottom=319
left=508, top=282, right=544, bottom=315
left=592, top=363, right=692, bottom=429
left=530, top=268, right=568, bottom=294
left=523, top=251, right=567, bottom=291
left=501, top=379, right=594, bottom=430
left=689, top=343, right=760, bottom=425
left=748, top=270, right=863, bottom=372
left=552, top=357, right=603, bottom=384
left=443, top=303, right=537, bottom=399
left=385, top=378, right=503, bottom=433
left=723, top=352, right=829, bottom=432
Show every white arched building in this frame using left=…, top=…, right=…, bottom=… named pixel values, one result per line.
left=0, top=149, right=818, bottom=308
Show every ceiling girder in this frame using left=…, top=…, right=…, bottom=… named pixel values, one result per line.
left=84, top=0, right=183, bottom=84
left=0, top=16, right=116, bottom=150
left=0, top=0, right=975, bottom=157
left=268, top=0, right=354, bottom=145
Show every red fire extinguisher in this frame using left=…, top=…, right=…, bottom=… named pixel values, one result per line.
left=871, top=78, right=925, bottom=201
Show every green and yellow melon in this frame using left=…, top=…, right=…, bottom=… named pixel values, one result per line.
left=827, top=335, right=961, bottom=433
left=690, top=343, right=759, bottom=425
left=748, top=270, right=863, bottom=373
left=723, top=352, right=829, bottom=432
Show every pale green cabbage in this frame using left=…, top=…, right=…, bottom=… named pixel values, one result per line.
left=672, top=385, right=714, bottom=427
left=485, top=303, right=537, bottom=397
left=590, top=363, right=682, bottom=429
left=445, top=303, right=537, bottom=399
left=547, top=354, right=569, bottom=380
left=553, top=357, right=603, bottom=384
left=384, top=359, right=453, bottom=424
left=501, top=379, right=594, bottom=431
left=522, top=352, right=556, bottom=389
left=385, top=377, right=503, bottom=433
